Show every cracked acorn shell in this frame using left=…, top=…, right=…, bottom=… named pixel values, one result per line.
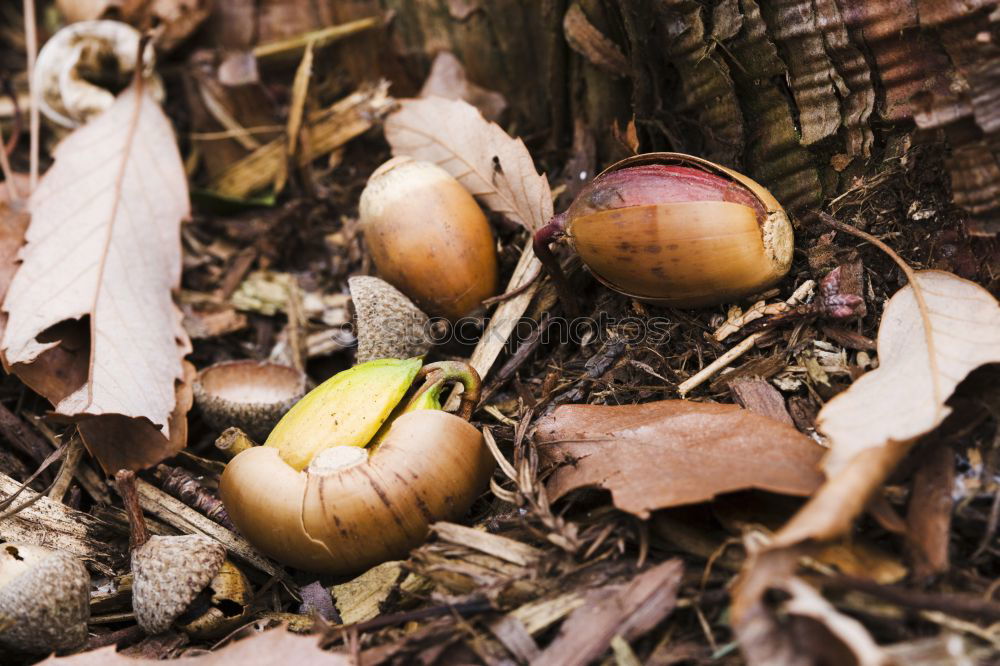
left=219, top=359, right=494, bottom=575
left=359, top=157, right=499, bottom=321
left=538, top=152, right=794, bottom=308
left=194, top=360, right=307, bottom=441
left=0, top=543, right=89, bottom=653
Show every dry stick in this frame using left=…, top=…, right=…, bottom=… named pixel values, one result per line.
left=0, top=122, right=21, bottom=202
left=114, top=470, right=150, bottom=551
left=0, top=402, right=54, bottom=466
left=133, top=477, right=287, bottom=580
left=47, top=434, right=83, bottom=501
left=252, top=17, right=379, bottom=60
left=22, top=0, right=38, bottom=192
left=823, top=575, right=1000, bottom=622
left=677, top=280, right=815, bottom=396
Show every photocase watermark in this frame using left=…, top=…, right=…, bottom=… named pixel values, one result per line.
left=339, top=312, right=678, bottom=350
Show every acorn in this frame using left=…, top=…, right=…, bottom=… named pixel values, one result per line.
left=534, top=152, right=794, bottom=309
left=359, top=157, right=500, bottom=321
left=0, top=543, right=89, bottom=654
left=193, top=360, right=308, bottom=441
left=348, top=275, right=435, bottom=363
left=114, top=471, right=251, bottom=636
left=219, top=358, right=494, bottom=575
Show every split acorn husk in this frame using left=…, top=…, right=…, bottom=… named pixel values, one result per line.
left=0, top=543, right=89, bottom=654
left=219, top=358, right=494, bottom=575
left=359, top=157, right=499, bottom=321
left=534, top=152, right=794, bottom=308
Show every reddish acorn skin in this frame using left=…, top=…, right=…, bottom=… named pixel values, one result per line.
left=534, top=153, right=793, bottom=309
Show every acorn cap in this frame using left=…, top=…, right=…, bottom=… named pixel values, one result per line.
left=349, top=276, right=435, bottom=363
left=131, top=535, right=226, bottom=634
left=194, top=360, right=307, bottom=441
left=0, top=543, right=89, bottom=653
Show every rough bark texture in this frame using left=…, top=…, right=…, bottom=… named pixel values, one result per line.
left=263, top=0, right=1000, bottom=234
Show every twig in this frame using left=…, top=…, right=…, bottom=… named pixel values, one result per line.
left=32, top=417, right=110, bottom=504
left=47, top=434, right=83, bottom=502
left=155, top=464, right=235, bottom=531
left=0, top=122, right=20, bottom=202
left=22, top=0, right=38, bottom=192
left=114, top=470, right=149, bottom=551
left=0, top=402, right=54, bottom=466
left=132, top=477, right=287, bottom=581
left=335, top=599, right=494, bottom=637
left=252, top=17, right=380, bottom=60
left=823, top=575, right=1000, bottom=622
left=677, top=281, right=815, bottom=396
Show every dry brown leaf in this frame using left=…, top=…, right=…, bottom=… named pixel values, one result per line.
left=771, top=271, right=1000, bottom=547
left=534, top=401, right=825, bottom=518
left=819, top=270, right=1000, bottom=475
left=1, top=84, right=190, bottom=441
left=38, top=628, right=348, bottom=665
left=384, top=96, right=553, bottom=232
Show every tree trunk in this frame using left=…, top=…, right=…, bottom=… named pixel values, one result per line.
left=320, top=0, right=1000, bottom=238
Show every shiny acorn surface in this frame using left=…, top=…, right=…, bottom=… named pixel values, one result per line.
left=360, top=157, right=499, bottom=320
left=536, top=152, right=794, bottom=308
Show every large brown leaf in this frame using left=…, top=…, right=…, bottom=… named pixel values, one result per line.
left=1, top=84, right=190, bottom=439
left=534, top=401, right=825, bottom=518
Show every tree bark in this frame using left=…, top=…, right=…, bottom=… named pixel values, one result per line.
left=320, top=0, right=1000, bottom=236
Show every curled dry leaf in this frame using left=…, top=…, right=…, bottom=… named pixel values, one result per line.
left=819, top=270, right=1000, bottom=475
left=773, top=270, right=1000, bottom=548
left=384, top=97, right=552, bottom=378
left=534, top=401, right=825, bottom=518
left=384, top=96, right=552, bottom=233
left=37, top=627, right=348, bottom=665
left=732, top=270, right=1000, bottom=648
left=1, top=84, right=191, bottom=467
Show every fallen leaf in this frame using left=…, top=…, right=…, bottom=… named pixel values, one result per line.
left=534, top=401, right=825, bottom=518
left=37, top=627, right=349, bottom=664
left=819, top=270, right=1000, bottom=475
left=2, top=84, right=190, bottom=442
left=419, top=52, right=507, bottom=122
left=384, top=96, right=553, bottom=232
left=533, top=559, right=683, bottom=666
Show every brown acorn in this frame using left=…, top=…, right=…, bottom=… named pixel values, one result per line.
left=359, top=157, right=499, bottom=321
left=534, top=152, right=794, bottom=309
left=0, top=543, right=89, bottom=653
left=194, top=360, right=307, bottom=441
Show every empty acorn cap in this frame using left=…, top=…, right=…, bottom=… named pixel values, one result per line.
left=0, top=543, right=89, bottom=653
left=194, top=360, right=307, bottom=441
left=349, top=276, right=435, bottom=363
left=131, top=535, right=226, bottom=634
